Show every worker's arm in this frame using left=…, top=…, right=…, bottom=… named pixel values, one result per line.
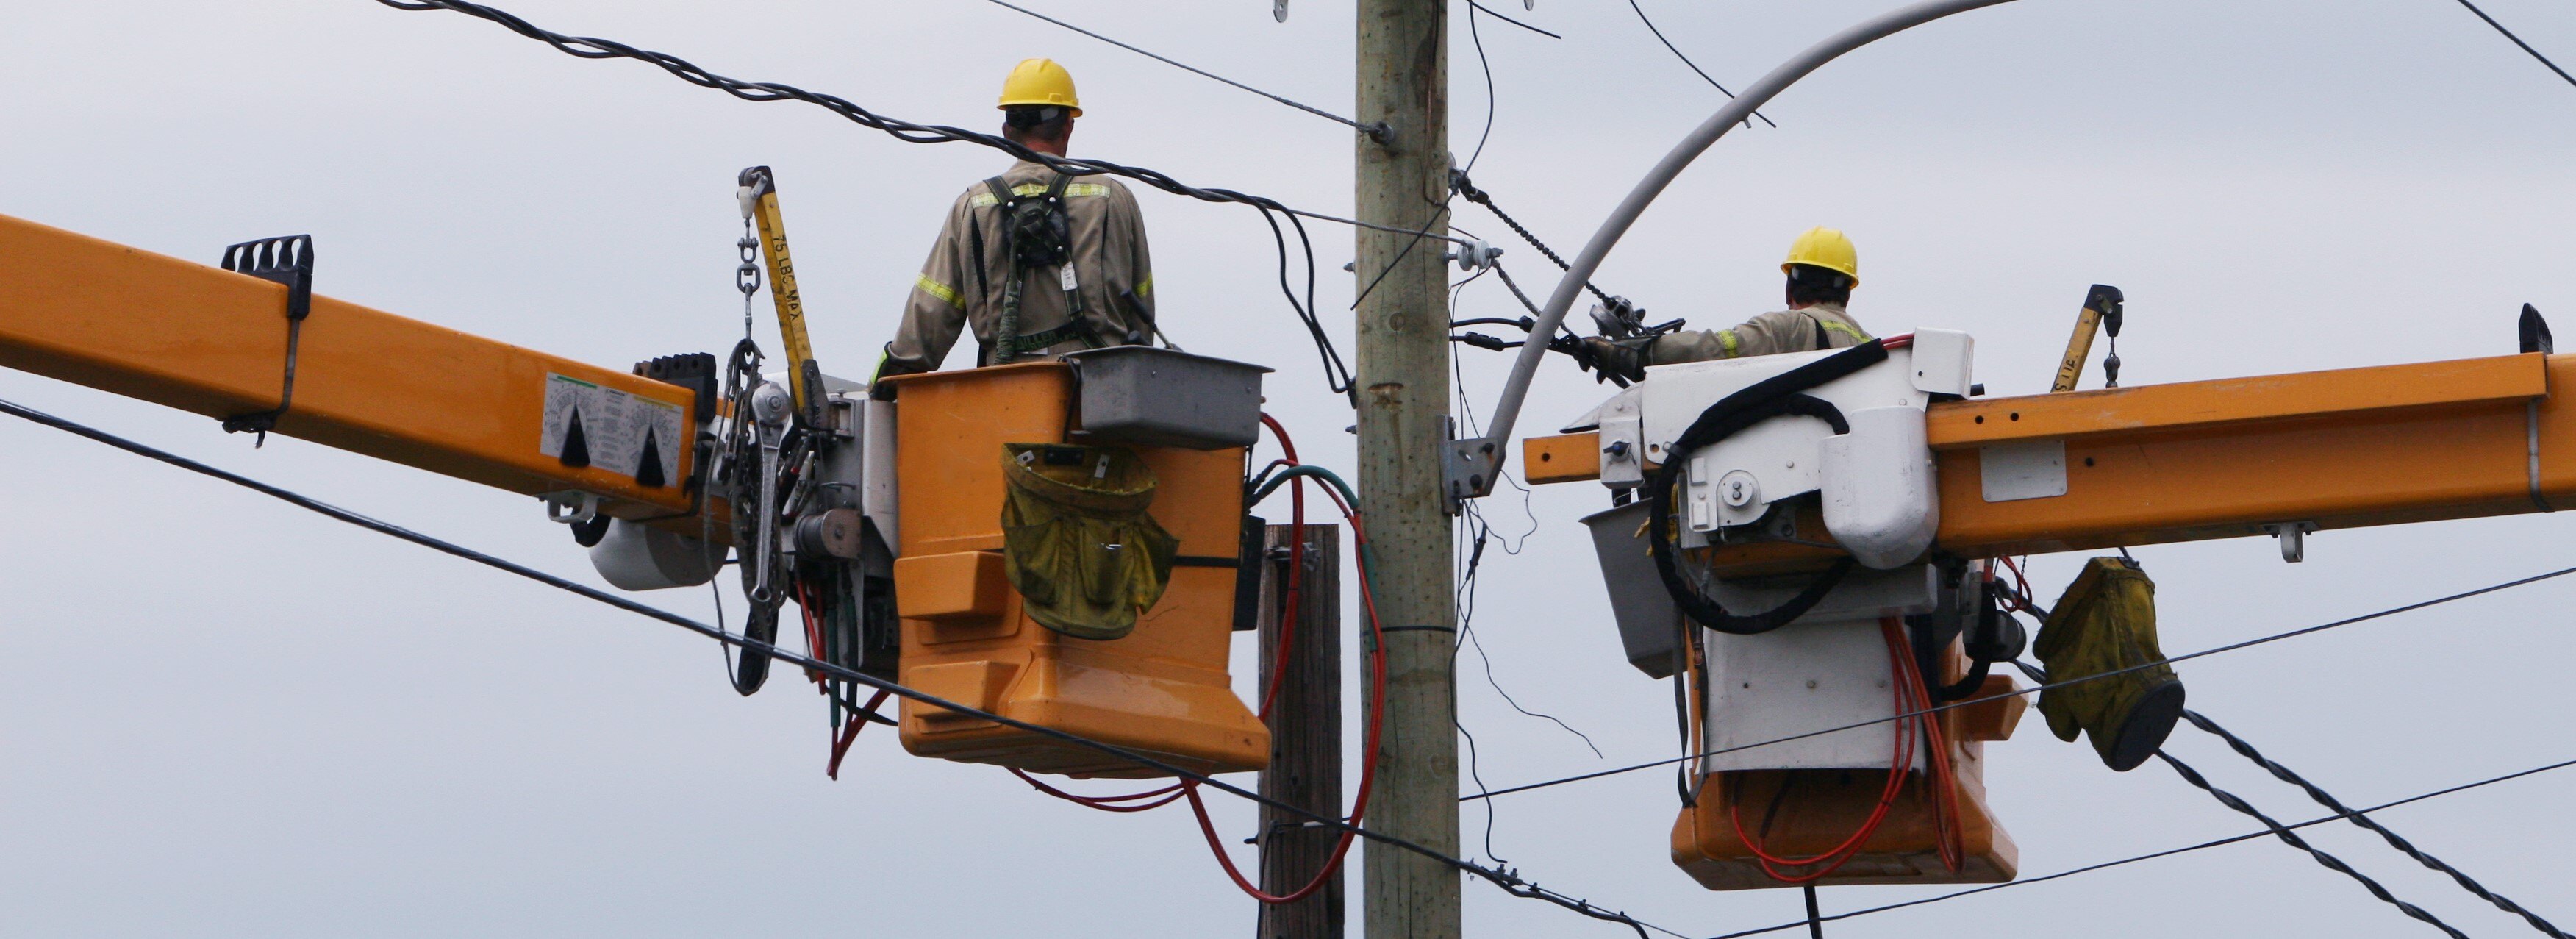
left=1101, top=181, right=1154, bottom=343
left=884, top=196, right=978, bottom=374
left=1647, top=310, right=1814, bottom=365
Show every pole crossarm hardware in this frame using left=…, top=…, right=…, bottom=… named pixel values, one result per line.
left=0, top=212, right=700, bottom=521
left=1443, top=0, right=2021, bottom=507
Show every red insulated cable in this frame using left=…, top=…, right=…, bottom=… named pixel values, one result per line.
left=826, top=688, right=892, bottom=780
left=1891, top=624, right=1967, bottom=872
left=1255, top=415, right=1307, bottom=721
left=1011, top=769, right=1188, bottom=812
left=1728, top=619, right=1918, bottom=883
left=1186, top=506, right=1387, bottom=905
left=794, top=580, right=829, bottom=687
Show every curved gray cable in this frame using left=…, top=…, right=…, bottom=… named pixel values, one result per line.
left=1449, top=0, right=2020, bottom=499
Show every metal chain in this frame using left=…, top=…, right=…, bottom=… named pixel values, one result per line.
left=737, top=220, right=762, bottom=343
left=1453, top=171, right=1614, bottom=308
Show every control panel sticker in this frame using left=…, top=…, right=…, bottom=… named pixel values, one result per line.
left=540, top=373, right=686, bottom=487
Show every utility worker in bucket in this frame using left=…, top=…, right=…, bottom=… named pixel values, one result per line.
left=873, top=58, right=1159, bottom=382
left=1584, top=227, right=1870, bottom=382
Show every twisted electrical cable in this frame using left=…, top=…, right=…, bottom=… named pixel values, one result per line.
left=1702, top=754, right=2576, bottom=938
left=2181, top=709, right=2572, bottom=937
left=2153, top=750, right=2467, bottom=938
left=371, top=0, right=1459, bottom=402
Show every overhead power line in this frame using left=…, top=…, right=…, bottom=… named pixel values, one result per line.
left=1464, top=560, right=2576, bottom=802
left=2181, top=709, right=2572, bottom=938
left=1625, top=0, right=1777, bottom=128
left=979, top=0, right=1388, bottom=140
left=0, top=396, right=1678, bottom=939
left=1703, top=753, right=2576, bottom=938
left=2154, top=749, right=2467, bottom=938
left=368, top=0, right=1398, bottom=402
left=2449, top=0, right=2576, bottom=90
left=1468, top=1, right=1561, bottom=40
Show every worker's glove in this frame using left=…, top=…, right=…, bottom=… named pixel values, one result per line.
left=869, top=343, right=931, bottom=401
left=2033, top=557, right=2185, bottom=771
left=1580, top=337, right=1647, bottom=385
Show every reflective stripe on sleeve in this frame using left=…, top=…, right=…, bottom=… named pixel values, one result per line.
left=915, top=274, right=962, bottom=307
left=969, top=182, right=1112, bottom=207
left=1134, top=274, right=1153, bottom=299
left=1820, top=321, right=1871, bottom=343
left=1718, top=329, right=1742, bottom=358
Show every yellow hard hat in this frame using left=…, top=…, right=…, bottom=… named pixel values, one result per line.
left=1781, top=226, right=1858, bottom=287
left=998, top=58, right=1082, bottom=117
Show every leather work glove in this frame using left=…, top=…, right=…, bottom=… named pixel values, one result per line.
left=1580, top=337, right=1647, bottom=385
left=2033, top=557, right=2186, bottom=771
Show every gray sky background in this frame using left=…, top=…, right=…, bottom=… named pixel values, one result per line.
left=4, top=1, right=2575, bottom=936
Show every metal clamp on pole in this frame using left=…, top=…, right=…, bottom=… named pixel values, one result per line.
left=217, top=234, right=315, bottom=447
left=1439, top=0, right=2021, bottom=509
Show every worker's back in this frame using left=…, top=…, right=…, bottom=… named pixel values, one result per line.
left=879, top=60, right=1158, bottom=379
left=887, top=160, right=1155, bottom=373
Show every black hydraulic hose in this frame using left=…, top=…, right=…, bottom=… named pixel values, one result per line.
left=1645, top=340, right=1888, bottom=635
left=1935, top=658, right=1993, bottom=702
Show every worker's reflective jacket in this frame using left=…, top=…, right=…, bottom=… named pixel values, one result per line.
left=889, top=160, right=1157, bottom=372
left=1647, top=301, right=1870, bottom=364
left=998, top=443, right=1179, bottom=641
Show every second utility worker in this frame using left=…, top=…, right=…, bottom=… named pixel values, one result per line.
left=875, top=58, right=1158, bottom=381
left=1585, top=226, right=1871, bottom=382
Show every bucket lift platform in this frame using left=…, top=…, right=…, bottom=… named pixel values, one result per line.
left=881, top=360, right=1271, bottom=778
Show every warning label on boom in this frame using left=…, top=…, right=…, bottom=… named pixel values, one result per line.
left=540, top=373, right=686, bottom=488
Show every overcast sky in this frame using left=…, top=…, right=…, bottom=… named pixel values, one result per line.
left=5, top=1, right=2576, bottom=936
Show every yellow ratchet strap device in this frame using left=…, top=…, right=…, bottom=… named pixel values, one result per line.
left=2050, top=284, right=2125, bottom=393
left=739, top=165, right=827, bottom=427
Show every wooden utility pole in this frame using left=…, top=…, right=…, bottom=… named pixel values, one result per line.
left=1256, top=524, right=1344, bottom=939
left=1354, top=1, right=1460, bottom=936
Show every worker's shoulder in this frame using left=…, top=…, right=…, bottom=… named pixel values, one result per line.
left=956, top=163, right=1133, bottom=205
left=1740, top=308, right=1811, bottom=329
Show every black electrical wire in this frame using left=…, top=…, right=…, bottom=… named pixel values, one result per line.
left=0, top=396, right=1678, bottom=939
left=2153, top=750, right=2468, bottom=938
left=980, top=0, right=1386, bottom=138
left=1701, top=754, right=2576, bottom=938
left=1463, top=0, right=1500, bottom=174
left=1349, top=203, right=1453, bottom=312
left=2181, top=710, right=2572, bottom=937
left=1461, top=560, right=2576, bottom=802
left=371, top=0, right=1383, bottom=401
left=2450, top=0, right=2576, bottom=90
left=1468, top=1, right=1561, bottom=40
left=1256, top=205, right=1359, bottom=403
left=1625, top=0, right=1776, bottom=128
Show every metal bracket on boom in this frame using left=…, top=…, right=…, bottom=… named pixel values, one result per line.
left=217, top=234, right=316, bottom=446
left=2261, top=521, right=2318, bottom=563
